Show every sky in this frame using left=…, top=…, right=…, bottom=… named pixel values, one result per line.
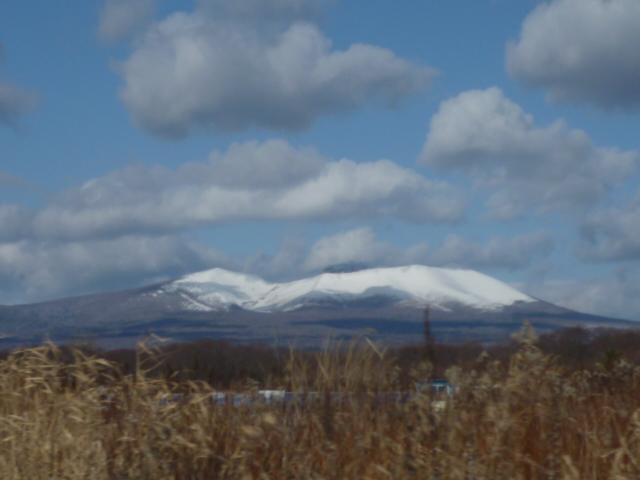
left=1, top=0, right=640, bottom=321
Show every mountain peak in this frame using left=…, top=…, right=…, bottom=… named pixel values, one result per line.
left=0, top=264, right=634, bottom=350
left=168, top=265, right=535, bottom=313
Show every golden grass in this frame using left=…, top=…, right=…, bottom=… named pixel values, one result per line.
left=0, top=331, right=639, bottom=479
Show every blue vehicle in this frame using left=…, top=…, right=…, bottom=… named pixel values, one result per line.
left=415, top=379, right=453, bottom=397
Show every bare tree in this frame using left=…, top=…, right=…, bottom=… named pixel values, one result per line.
left=423, top=305, right=436, bottom=379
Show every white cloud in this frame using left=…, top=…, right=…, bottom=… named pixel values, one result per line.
left=209, top=227, right=428, bottom=280
left=0, top=235, right=229, bottom=304
left=0, top=223, right=555, bottom=303
left=507, top=0, right=640, bottom=109
left=98, top=0, right=157, bottom=43
left=522, top=275, right=640, bottom=322
left=419, top=87, right=638, bottom=219
left=25, top=140, right=464, bottom=239
left=0, top=204, right=34, bottom=242
left=428, top=231, right=554, bottom=271
left=300, top=227, right=553, bottom=274
left=206, top=139, right=325, bottom=188
left=578, top=200, right=640, bottom=262
left=301, top=227, right=428, bottom=272
left=242, top=235, right=307, bottom=280
left=0, top=80, right=37, bottom=127
left=116, top=8, right=435, bottom=138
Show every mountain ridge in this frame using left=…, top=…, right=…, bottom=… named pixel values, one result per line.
left=0, top=265, right=636, bottom=349
left=166, top=265, right=536, bottom=313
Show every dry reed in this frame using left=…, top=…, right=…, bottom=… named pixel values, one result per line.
left=0, top=329, right=639, bottom=479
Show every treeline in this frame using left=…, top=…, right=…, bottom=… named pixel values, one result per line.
left=1, top=326, right=638, bottom=389
left=401, top=326, right=640, bottom=377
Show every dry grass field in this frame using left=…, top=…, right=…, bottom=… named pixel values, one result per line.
left=0, top=328, right=640, bottom=479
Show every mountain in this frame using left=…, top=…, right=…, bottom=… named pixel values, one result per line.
left=0, top=265, right=636, bottom=349
left=167, top=265, right=536, bottom=313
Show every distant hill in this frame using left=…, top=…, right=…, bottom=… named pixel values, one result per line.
left=0, top=265, right=636, bottom=349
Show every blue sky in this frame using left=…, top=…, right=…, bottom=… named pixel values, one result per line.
left=1, top=0, right=640, bottom=321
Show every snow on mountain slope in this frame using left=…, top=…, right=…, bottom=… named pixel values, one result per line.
left=164, top=269, right=275, bottom=311
left=164, top=265, right=536, bottom=313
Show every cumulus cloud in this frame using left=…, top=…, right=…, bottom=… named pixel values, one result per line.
left=0, top=222, right=555, bottom=303
left=419, top=87, right=638, bottom=219
left=428, top=231, right=554, bottom=271
left=0, top=204, right=34, bottom=242
left=242, top=235, right=308, bottom=280
left=98, top=0, right=157, bottom=43
left=578, top=199, right=640, bottom=262
left=507, top=0, right=640, bottom=109
left=522, top=275, right=640, bottom=322
left=22, top=140, right=464, bottom=240
left=301, top=227, right=429, bottom=272
left=0, top=80, right=37, bottom=128
left=0, top=235, right=229, bottom=304
left=297, top=227, right=553, bottom=274
left=116, top=7, right=435, bottom=138
left=206, top=139, right=325, bottom=188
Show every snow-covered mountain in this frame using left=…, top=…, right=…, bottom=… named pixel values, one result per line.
left=164, top=265, right=536, bottom=313
left=0, top=265, right=634, bottom=349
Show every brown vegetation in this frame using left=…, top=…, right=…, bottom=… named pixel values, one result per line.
left=0, top=327, right=640, bottom=478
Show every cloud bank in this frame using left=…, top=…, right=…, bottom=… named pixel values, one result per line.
left=17, top=140, right=464, bottom=240
left=299, top=227, right=553, bottom=274
left=114, top=5, right=435, bottom=137
left=0, top=235, right=229, bottom=304
left=507, top=0, right=640, bottom=109
left=427, top=231, right=554, bottom=271
left=522, top=275, right=640, bottom=322
left=579, top=198, right=640, bottom=262
left=0, top=225, right=554, bottom=304
left=419, top=87, right=638, bottom=219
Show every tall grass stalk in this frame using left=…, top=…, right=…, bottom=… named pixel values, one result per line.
left=0, top=334, right=639, bottom=479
